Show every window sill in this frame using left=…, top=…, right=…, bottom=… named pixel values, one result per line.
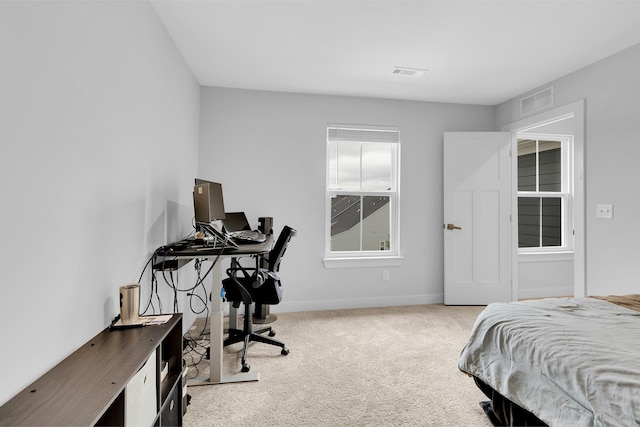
left=518, top=251, right=574, bottom=263
left=323, top=255, right=404, bottom=269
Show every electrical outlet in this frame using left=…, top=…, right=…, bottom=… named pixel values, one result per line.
left=382, top=269, right=390, bottom=281
left=596, top=204, right=613, bottom=219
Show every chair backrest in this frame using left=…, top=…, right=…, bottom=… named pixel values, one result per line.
left=267, top=225, right=296, bottom=272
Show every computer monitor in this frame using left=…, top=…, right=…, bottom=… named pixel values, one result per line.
left=193, top=179, right=226, bottom=224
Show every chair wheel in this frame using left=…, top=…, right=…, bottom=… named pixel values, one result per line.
left=241, top=363, right=250, bottom=373
left=281, top=347, right=289, bottom=356
left=269, top=330, right=276, bottom=337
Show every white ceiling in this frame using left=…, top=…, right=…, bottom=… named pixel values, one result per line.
left=151, top=0, right=640, bottom=105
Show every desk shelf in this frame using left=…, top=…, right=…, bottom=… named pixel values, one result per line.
left=0, top=314, right=184, bottom=427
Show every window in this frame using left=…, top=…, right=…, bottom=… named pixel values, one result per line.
left=325, top=124, right=400, bottom=263
left=517, top=134, right=572, bottom=251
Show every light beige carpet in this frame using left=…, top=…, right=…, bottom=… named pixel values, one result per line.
left=183, top=304, right=492, bottom=427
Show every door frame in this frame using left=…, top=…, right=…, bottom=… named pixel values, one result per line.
left=502, top=99, right=586, bottom=299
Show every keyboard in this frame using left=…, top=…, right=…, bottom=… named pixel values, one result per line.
left=230, top=230, right=267, bottom=243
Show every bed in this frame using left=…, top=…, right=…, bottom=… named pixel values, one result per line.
left=458, top=294, right=640, bottom=426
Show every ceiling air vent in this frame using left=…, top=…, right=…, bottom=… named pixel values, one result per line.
left=392, top=66, right=428, bottom=76
left=520, top=86, right=554, bottom=115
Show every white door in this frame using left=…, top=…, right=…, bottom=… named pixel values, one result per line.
left=443, top=132, right=512, bottom=305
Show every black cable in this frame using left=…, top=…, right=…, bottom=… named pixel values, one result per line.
left=137, top=254, right=155, bottom=284
left=183, top=335, right=209, bottom=379
left=173, top=272, right=179, bottom=313
left=140, top=246, right=176, bottom=315
left=155, top=275, right=163, bottom=314
left=180, top=237, right=228, bottom=377
left=139, top=251, right=159, bottom=315
left=139, top=229, right=199, bottom=313
left=182, top=305, right=211, bottom=380
left=142, top=264, right=158, bottom=316
left=139, top=225, right=228, bottom=321
left=188, top=289, right=208, bottom=315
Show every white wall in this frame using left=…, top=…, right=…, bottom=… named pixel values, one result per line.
left=199, top=87, right=495, bottom=312
left=518, top=254, right=574, bottom=299
left=496, top=42, right=640, bottom=297
left=0, top=2, right=200, bottom=405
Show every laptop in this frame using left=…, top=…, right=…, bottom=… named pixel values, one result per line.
left=222, top=212, right=267, bottom=243
left=195, top=221, right=238, bottom=249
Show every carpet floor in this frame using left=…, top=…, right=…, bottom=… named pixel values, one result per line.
left=182, top=304, right=492, bottom=427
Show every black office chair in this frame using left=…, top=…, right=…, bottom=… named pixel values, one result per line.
left=222, top=225, right=297, bottom=372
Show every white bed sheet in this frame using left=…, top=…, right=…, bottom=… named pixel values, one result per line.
left=458, top=297, right=640, bottom=426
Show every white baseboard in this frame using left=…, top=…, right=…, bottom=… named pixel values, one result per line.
left=518, top=287, right=574, bottom=300
left=273, top=293, right=444, bottom=313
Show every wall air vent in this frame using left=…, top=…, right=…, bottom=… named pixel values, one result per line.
left=520, top=86, right=554, bottom=115
left=392, top=66, right=428, bottom=76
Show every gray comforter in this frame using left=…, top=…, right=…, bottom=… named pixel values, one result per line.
left=458, top=297, right=640, bottom=426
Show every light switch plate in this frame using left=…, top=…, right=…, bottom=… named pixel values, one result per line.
left=596, top=204, right=613, bottom=219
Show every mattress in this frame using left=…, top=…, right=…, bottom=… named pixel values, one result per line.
left=458, top=295, right=640, bottom=426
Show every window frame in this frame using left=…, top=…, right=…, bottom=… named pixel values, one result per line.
left=517, top=133, right=573, bottom=253
left=323, top=124, right=402, bottom=267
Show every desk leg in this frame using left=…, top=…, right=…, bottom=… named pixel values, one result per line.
left=188, top=259, right=259, bottom=386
